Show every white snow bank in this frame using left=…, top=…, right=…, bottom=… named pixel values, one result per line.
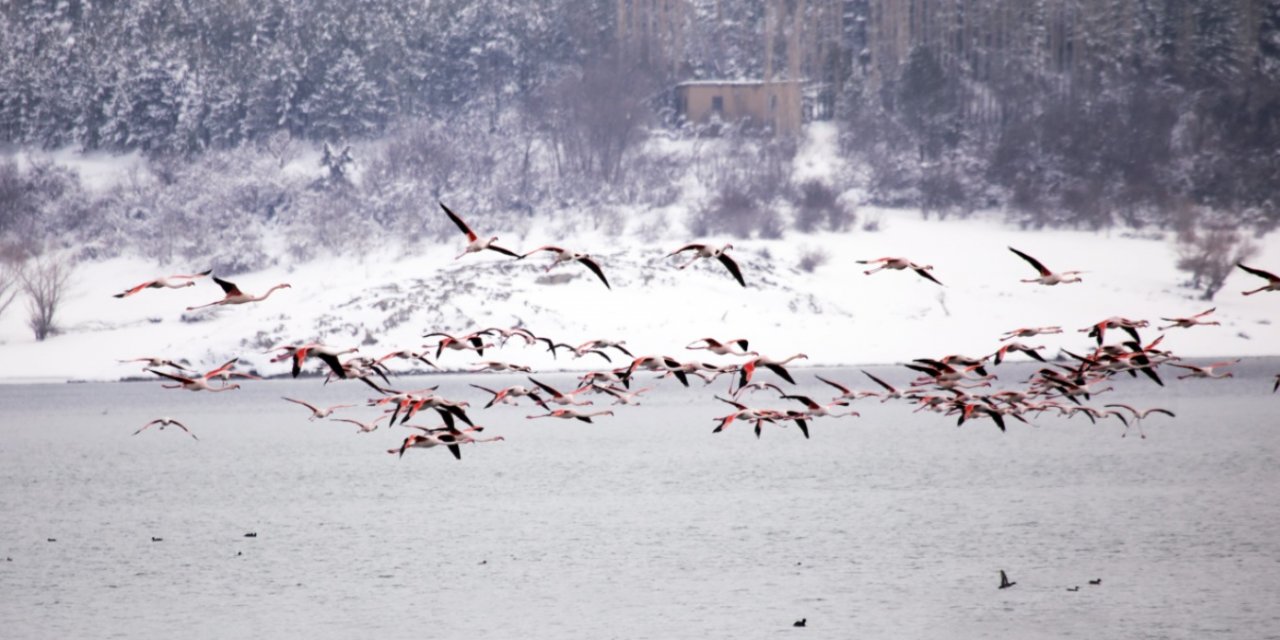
left=3, top=209, right=1278, bottom=383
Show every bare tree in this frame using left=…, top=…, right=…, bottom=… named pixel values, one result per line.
left=0, top=259, right=20, bottom=321
left=22, top=254, right=74, bottom=341
left=1176, top=227, right=1258, bottom=301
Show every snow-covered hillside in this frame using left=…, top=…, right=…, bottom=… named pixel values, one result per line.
left=3, top=208, right=1278, bottom=383
left=4, top=125, right=1279, bottom=383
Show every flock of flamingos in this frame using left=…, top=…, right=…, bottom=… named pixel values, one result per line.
left=116, top=203, right=1280, bottom=455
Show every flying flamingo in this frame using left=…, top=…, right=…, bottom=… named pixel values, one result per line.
left=469, top=383, right=549, bottom=409
left=992, top=342, right=1047, bottom=365
left=954, top=402, right=1007, bottom=432
left=1000, top=326, right=1064, bottom=340
left=855, top=257, right=943, bottom=285
left=282, top=397, right=355, bottom=420
left=737, top=354, right=809, bottom=388
left=274, top=343, right=358, bottom=379
left=1008, top=247, right=1083, bottom=285
left=1236, top=263, right=1280, bottom=295
left=731, top=380, right=787, bottom=400
left=812, top=375, right=878, bottom=403
left=472, top=361, right=534, bottom=373
left=440, top=202, right=521, bottom=259
left=114, top=269, right=212, bottom=298
left=527, top=377, right=594, bottom=406
left=1168, top=360, right=1239, bottom=380
left=1079, top=317, right=1149, bottom=345
left=118, top=357, right=193, bottom=373
left=526, top=408, right=615, bottom=423
left=666, top=242, right=746, bottom=287
left=1103, top=403, right=1176, bottom=438
left=482, top=326, right=538, bottom=347
left=1159, top=308, right=1220, bottom=330
left=394, top=426, right=501, bottom=460
left=328, top=415, right=389, bottom=433
left=376, top=349, right=440, bottom=371
left=686, top=338, right=757, bottom=356
left=574, top=339, right=633, bottom=358
left=186, top=277, right=291, bottom=311
left=520, top=246, right=612, bottom=289
left=594, top=385, right=653, bottom=405
left=780, top=394, right=860, bottom=419
left=148, top=368, right=241, bottom=392
left=424, top=331, right=493, bottom=359
left=712, top=396, right=810, bottom=438
left=133, top=417, right=198, bottom=440
left=861, top=370, right=905, bottom=402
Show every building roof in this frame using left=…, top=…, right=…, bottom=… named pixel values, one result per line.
left=675, top=79, right=805, bottom=88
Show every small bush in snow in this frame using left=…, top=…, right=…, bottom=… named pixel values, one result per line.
left=1175, top=225, right=1258, bottom=301
left=797, top=247, right=829, bottom=273
left=793, top=180, right=856, bottom=232
left=21, top=253, right=73, bottom=341
left=692, top=182, right=784, bottom=240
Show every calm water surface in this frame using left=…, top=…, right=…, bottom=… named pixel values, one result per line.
left=2, top=361, right=1279, bottom=639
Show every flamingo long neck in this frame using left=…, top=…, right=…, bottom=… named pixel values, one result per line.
left=253, top=284, right=290, bottom=302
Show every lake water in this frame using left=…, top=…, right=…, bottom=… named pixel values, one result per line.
left=2, top=361, right=1279, bottom=639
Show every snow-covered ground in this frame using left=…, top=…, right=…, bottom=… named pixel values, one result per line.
left=3, top=210, right=1278, bottom=383
left=3, top=125, right=1278, bottom=383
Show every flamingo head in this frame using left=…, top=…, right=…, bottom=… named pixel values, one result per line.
left=722, top=243, right=734, bottom=252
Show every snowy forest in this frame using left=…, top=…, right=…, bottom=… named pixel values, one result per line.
left=1, top=0, right=1278, bottom=273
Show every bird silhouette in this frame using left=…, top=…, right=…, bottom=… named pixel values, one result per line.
left=999, top=570, right=1016, bottom=589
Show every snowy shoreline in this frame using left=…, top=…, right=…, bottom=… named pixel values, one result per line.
left=3, top=208, right=1278, bottom=385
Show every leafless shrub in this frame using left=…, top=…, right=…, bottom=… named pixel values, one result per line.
left=21, top=253, right=73, bottom=341
left=258, top=130, right=297, bottom=169
left=794, top=180, right=856, bottom=232
left=543, top=60, right=654, bottom=186
left=0, top=259, right=21, bottom=321
left=1176, top=226, right=1258, bottom=300
left=797, top=246, right=829, bottom=273
left=691, top=181, right=784, bottom=240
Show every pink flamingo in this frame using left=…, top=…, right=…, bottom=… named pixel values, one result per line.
left=1008, top=247, right=1083, bottom=285
left=855, top=257, right=943, bottom=285
left=1236, top=263, right=1280, bottom=295
left=520, top=246, right=612, bottom=289
left=114, top=269, right=212, bottom=298
left=186, top=276, right=291, bottom=311
left=133, top=417, right=198, bottom=440
left=666, top=242, right=746, bottom=287
left=440, top=202, right=521, bottom=259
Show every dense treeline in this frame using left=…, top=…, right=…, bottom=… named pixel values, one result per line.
left=838, top=0, right=1280, bottom=229
left=0, top=0, right=1277, bottom=237
left=0, top=0, right=611, bottom=152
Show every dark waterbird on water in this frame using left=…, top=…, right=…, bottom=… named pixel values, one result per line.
left=793, top=618, right=806, bottom=627
left=1089, top=578, right=1102, bottom=585
left=999, top=570, right=1016, bottom=589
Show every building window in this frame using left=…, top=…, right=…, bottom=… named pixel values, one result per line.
left=711, top=95, right=724, bottom=113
